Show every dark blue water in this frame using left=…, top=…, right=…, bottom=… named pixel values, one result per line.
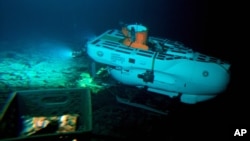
left=0, top=0, right=244, bottom=140
left=0, top=0, right=208, bottom=51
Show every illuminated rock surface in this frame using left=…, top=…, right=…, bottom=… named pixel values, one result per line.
left=0, top=43, right=89, bottom=92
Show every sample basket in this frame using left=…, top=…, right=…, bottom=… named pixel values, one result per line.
left=0, top=88, right=92, bottom=141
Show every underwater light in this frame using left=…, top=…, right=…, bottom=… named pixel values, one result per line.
left=57, top=47, right=73, bottom=59
left=37, top=41, right=73, bottom=59
left=49, top=43, right=73, bottom=59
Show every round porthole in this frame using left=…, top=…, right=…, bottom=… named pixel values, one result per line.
left=97, top=51, right=104, bottom=57
left=202, top=71, right=209, bottom=77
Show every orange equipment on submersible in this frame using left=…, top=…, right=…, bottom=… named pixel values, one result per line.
left=121, top=24, right=149, bottom=50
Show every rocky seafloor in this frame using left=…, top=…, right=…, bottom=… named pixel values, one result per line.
left=0, top=42, right=230, bottom=140
left=0, top=46, right=178, bottom=140
left=0, top=50, right=89, bottom=92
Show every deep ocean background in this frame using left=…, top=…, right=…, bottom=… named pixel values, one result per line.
left=0, top=0, right=246, bottom=140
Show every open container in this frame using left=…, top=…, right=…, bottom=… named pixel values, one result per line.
left=0, top=88, right=92, bottom=141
